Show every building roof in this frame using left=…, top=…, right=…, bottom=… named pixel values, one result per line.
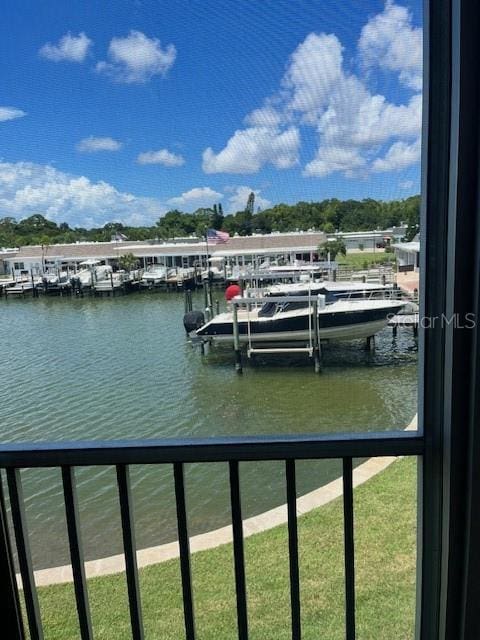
left=4, top=232, right=327, bottom=262
left=392, top=241, right=420, bottom=253
left=327, top=226, right=407, bottom=240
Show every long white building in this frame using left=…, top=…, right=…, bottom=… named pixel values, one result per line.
left=1, top=231, right=327, bottom=277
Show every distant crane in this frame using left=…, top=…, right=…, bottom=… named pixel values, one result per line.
left=245, top=192, right=255, bottom=215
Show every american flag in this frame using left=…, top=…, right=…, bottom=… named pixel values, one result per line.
left=206, top=228, right=230, bottom=244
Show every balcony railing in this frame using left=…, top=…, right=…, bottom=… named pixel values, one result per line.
left=0, top=430, right=423, bottom=640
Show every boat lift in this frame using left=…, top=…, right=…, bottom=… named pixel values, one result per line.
left=230, top=294, right=324, bottom=374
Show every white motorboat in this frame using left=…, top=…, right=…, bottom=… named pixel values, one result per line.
left=141, top=265, right=168, bottom=286
left=201, top=257, right=226, bottom=281
left=194, top=295, right=405, bottom=344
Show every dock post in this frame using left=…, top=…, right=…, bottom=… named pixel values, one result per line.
left=366, top=336, right=375, bottom=351
left=185, top=289, right=193, bottom=313
left=393, top=325, right=398, bottom=337
left=30, top=270, right=37, bottom=298
left=312, top=300, right=322, bottom=373
left=232, top=302, right=243, bottom=373
left=203, top=281, right=208, bottom=311
left=207, top=279, right=214, bottom=316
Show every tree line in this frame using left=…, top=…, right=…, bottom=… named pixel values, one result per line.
left=0, top=195, right=420, bottom=248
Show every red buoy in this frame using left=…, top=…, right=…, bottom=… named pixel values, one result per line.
left=225, top=284, right=241, bottom=301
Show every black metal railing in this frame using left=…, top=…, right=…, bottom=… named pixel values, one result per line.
left=0, top=430, right=423, bottom=640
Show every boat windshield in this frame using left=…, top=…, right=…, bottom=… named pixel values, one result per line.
left=258, top=300, right=311, bottom=317
left=278, top=301, right=311, bottom=312
left=258, top=302, right=277, bottom=317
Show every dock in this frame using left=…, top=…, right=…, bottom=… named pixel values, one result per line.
left=388, top=313, right=419, bottom=336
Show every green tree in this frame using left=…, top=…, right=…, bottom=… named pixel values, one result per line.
left=0, top=195, right=421, bottom=248
left=211, top=203, right=224, bottom=230
left=118, top=253, right=139, bottom=271
left=319, top=239, right=347, bottom=261
left=156, top=210, right=188, bottom=239
left=18, top=214, right=58, bottom=237
left=403, top=196, right=420, bottom=241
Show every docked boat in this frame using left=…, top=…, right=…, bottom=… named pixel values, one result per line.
left=72, top=264, right=112, bottom=287
left=4, top=280, right=37, bottom=295
left=194, top=295, right=405, bottom=344
left=263, top=280, right=395, bottom=300
left=36, top=271, right=72, bottom=292
left=141, top=265, right=168, bottom=286
left=169, top=267, right=196, bottom=286
left=201, top=257, right=227, bottom=282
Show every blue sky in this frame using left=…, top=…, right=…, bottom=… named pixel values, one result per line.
left=0, top=0, right=422, bottom=227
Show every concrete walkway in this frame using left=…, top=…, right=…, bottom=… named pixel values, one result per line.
left=24, top=415, right=418, bottom=587
left=397, top=272, right=420, bottom=296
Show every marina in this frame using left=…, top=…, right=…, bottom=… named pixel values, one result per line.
left=0, top=230, right=420, bottom=577
left=0, top=230, right=403, bottom=298
left=0, top=290, right=418, bottom=570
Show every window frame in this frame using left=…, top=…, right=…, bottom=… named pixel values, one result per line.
left=418, top=1, right=480, bottom=637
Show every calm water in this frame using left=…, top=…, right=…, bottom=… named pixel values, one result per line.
left=0, top=292, right=417, bottom=568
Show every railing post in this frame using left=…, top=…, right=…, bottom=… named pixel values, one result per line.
left=342, top=458, right=356, bottom=640
left=0, top=474, right=25, bottom=639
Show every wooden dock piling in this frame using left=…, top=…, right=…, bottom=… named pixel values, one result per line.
left=312, top=300, right=322, bottom=373
left=184, top=290, right=193, bottom=314
left=232, top=303, right=243, bottom=374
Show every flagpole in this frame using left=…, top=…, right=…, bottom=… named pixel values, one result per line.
left=204, top=228, right=213, bottom=315
left=205, top=228, right=210, bottom=274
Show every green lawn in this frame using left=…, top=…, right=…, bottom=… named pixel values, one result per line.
left=37, top=456, right=417, bottom=639
left=337, top=252, right=396, bottom=269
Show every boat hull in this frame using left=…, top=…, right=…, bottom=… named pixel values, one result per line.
left=196, top=304, right=404, bottom=344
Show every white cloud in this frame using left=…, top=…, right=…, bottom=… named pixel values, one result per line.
left=202, top=126, right=300, bottom=174
left=359, top=0, right=422, bottom=90
left=167, top=187, right=222, bottom=210
left=76, top=136, right=123, bottom=152
left=283, top=32, right=344, bottom=125
left=302, top=80, right=421, bottom=177
left=284, top=29, right=422, bottom=177
left=0, top=107, right=26, bottom=122
left=372, top=137, right=421, bottom=172
left=319, top=86, right=421, bottom=148
left=96, top=31, right=176, bottom=83
left=203, top=3, right=422, bottom=179
left=0, top=161, right=165, bottom=227
left=304, top=146, right=366, bottom=178
left=244, top=105, right=283, bottom=127
left=399, top=179, right=414, bottom=189
left=137, top=149, right=185, bottom=166
left=39, top=32, right=92, bottom=63
left=226, top=186, right=271, bottom=213
left=166, top=185, right=271, bottom=213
